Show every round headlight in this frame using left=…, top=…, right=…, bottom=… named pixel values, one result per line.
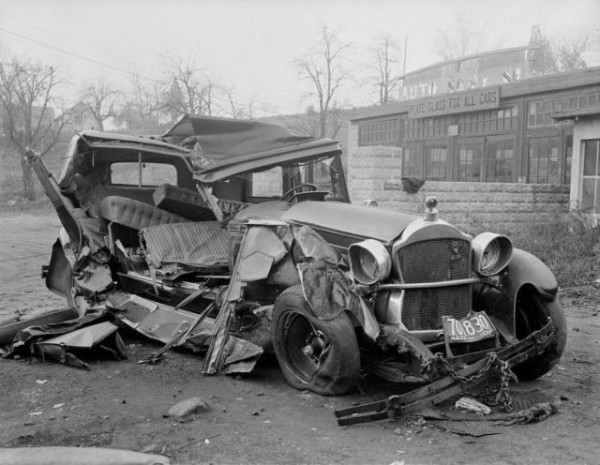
left=349, top=239, right=392, bottom=285
left=472, top=232, right=513, bottom=276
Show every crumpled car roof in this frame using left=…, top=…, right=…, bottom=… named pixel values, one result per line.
left=163, top=115, right=342, bottom=182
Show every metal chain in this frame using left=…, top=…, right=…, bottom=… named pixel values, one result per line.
left=421, top=352, right=514, bottom=412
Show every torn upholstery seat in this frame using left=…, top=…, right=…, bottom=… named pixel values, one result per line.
left=153, top=183, right=216, bottom=221
left=140, top=221, right=229, bottom=271
left=98, top=195, right=186, bottom=231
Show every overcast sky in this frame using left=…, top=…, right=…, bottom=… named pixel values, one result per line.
left=1, top=0, right=599, bottom=116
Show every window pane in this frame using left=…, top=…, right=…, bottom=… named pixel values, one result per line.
left=529, top=141, right=539, bottom=183
left=111, top=163, right=140, bottom=185
left=403, top=147, right=424, bottom=178
left=458, top=146, right=482, bottom=181
left=110, top=162, right=177, bottom=186
left=528, top=138, right=560, bottom=184
left=142, top=163, right=177, bottom=186
left=583, top=140, right=599, bottom=176
left=425, top=147, right=447, bottom=180
left=487, top=140, right=513, bottom=182
left=252, top=167, right=283, bottom=197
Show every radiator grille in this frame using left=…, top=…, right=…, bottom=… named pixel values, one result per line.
left=397, top=238, right=472, bottom=330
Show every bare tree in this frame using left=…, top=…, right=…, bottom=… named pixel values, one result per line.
left=160, top=56, right=216, bottom=118
left=115, top=71, right=162, bottom=133
left=528, top=25, right=588, bottom=76
left=434, top=12, right=485, bottom=61
left=221, top=87, right=254, bottom=119
left=0, top=59, right=66, bottom=200
left=371, top=33, right=403, bottom=105
left=555, top=36, right=588, bottom=72
left=528, top=24, right=558, bottom=76
left=295, top=26, right=350, bottom=137
left=79, top=78, right=121, bottom=131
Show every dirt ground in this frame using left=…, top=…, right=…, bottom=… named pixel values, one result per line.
left=0, top=210, right=599, bottom=465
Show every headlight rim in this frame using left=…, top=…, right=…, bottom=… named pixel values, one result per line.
left=349, top=239, right=392, bottom=285
left=472, top=232, right=513, bottom=277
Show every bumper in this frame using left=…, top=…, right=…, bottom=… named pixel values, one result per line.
left=335, top=318, right=557, bottom=426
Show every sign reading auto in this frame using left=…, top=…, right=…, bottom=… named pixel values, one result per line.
left=407, top=87, right=499, bottom=119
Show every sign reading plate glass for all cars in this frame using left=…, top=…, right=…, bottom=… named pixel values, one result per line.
left=407, top=87, right=500, bottom=119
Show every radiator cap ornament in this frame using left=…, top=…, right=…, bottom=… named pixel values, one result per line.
left=424, top=196, right=438, bottom=222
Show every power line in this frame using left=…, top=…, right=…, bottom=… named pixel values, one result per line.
left=0, top=25, right=295, bottom=116
left=0, top=26, right=159, bottom=84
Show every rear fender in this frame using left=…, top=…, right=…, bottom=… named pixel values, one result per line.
left=474, top=248, right=558, bottom=335
left=46, top=238, right=74, bottom=298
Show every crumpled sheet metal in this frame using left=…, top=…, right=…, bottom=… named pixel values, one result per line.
left=298, top=262, right=380, bottom=340
left=292, top=224, right=380, bottom=340
left=0, top=446, right=169, bottom=465
left=108, top=293, right=263, bottom=374
left=237, top=225, right=288, bottom=282
left=291, top=225, right=338, bottom=266
left=3, top=310, right=108, bottom=357
left=3, top=311, right=127, bottom=369
left=37, top=321, right=118, bottom=348
left=0, top=308, right=78, bottom=345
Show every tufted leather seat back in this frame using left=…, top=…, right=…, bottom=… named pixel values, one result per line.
left=98, top=196, right=186, bottom=231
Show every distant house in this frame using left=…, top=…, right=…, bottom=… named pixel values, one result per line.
left=68, top=102, right=102, bottom=131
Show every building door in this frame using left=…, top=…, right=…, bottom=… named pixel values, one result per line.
left=527, top=137, right=560, bottom=184
left=484, top=136, right=516, bottom=182
left=582, top=139, right=600, bottom=213
left=456, top=138, right=484, bottom=182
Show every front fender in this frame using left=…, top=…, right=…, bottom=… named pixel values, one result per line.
left=501, top=248, right=558, bottom=302
left=474, top=248, right=558, bottom=336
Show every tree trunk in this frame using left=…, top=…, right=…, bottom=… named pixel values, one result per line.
left=20, top=156, right=36, bottom=200
left=319, top=113, right=327, bottom=138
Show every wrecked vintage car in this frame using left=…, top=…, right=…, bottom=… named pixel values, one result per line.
left=28, top=114, right=566, bottom=396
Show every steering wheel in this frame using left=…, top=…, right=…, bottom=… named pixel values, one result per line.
left=280, top=183, right=318, bottom=202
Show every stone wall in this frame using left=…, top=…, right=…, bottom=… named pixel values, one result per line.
left=346, top=123, right=570, bottom=232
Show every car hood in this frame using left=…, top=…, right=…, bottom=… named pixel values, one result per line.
left=163, top=114, right=342, bottom=182
left=281, top=201, right=418, bottom=246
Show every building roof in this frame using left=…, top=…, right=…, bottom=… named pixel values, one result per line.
left=352, top=66, right=600, bottom=121
left=398, top=45, right=533, bottom=80
left=552, top=104, right=600, bottom=121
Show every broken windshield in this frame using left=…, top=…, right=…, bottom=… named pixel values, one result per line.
left=210, top=154, right=348, bottom=203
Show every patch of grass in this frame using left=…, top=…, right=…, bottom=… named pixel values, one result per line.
left=508, top=214, right=600, bottom=288
left=451, top=211, right=599, bottom=289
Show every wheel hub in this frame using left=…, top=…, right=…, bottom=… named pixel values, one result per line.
left=302, top=330, right=328, bottom=363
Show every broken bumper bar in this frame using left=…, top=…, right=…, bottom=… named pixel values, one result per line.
left=334, top=319, right=556, bottom=426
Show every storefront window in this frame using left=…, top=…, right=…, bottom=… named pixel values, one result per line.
left=424, top=147, right=447, bottom=180
left=358, top=118, right=403, bottom=146
left=457, top=145, right=482, bottom=181
left=486, top=140, right=513, bottom=182
left=402, top=145, right=424, bottom=178
left=528, top=137, right=560, bottom=184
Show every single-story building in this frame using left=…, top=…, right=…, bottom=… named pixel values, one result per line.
left=347, top=66, right=600, bottom=230
left=553, top=103, right=600, bottom=228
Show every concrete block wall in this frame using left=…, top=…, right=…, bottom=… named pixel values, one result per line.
left=347, top=124, right=570, bottom=232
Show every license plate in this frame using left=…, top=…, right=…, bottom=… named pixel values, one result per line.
left=442, top=312, right=495, bottom=343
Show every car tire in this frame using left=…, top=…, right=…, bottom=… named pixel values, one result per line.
left=272, top=285, right=360, bottom=395
left=512, top=289, right=567, bottom=380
